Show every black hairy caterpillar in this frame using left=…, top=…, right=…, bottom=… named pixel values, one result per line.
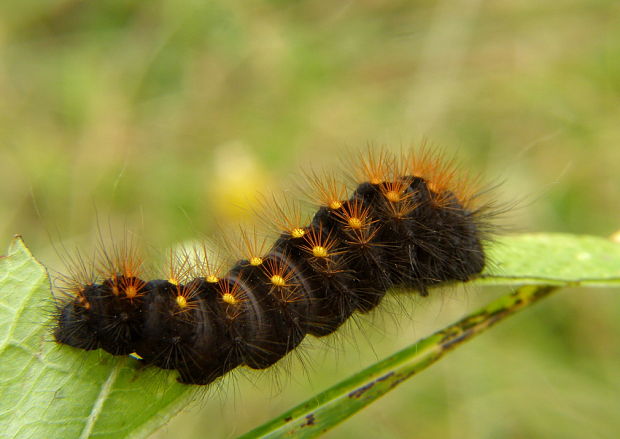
left=53, top=147, right=494, bottom=385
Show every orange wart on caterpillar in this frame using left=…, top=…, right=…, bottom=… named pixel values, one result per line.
left=52, top=147, right=496, bottom=385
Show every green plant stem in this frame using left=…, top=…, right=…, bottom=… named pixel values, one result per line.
left=239, top=285, right=559, bottom=439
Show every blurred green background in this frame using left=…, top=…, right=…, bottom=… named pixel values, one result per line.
left=1, top=1, right=619, bottom=438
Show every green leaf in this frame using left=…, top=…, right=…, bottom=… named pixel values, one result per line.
left=1, top=233, right=619, bottom=439
left=0, top=237, right=192, bottom=439
left=479, top=233, right=620, bottom=286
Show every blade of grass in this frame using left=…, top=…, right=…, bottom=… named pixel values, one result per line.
left=239, top=284, right=559, bottom=439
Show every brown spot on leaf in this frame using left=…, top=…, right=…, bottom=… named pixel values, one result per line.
left=301, top=414, right=315, bottom=427
left=348, top=371, right=394, bottom=398
left=348, top=382, right=375, bottom=399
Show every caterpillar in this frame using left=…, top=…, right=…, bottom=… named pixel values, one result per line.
left=53, top=147, right=494, bottom=386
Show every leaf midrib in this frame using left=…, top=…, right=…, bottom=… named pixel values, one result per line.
left=79, top=364, right=123, bottom=439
